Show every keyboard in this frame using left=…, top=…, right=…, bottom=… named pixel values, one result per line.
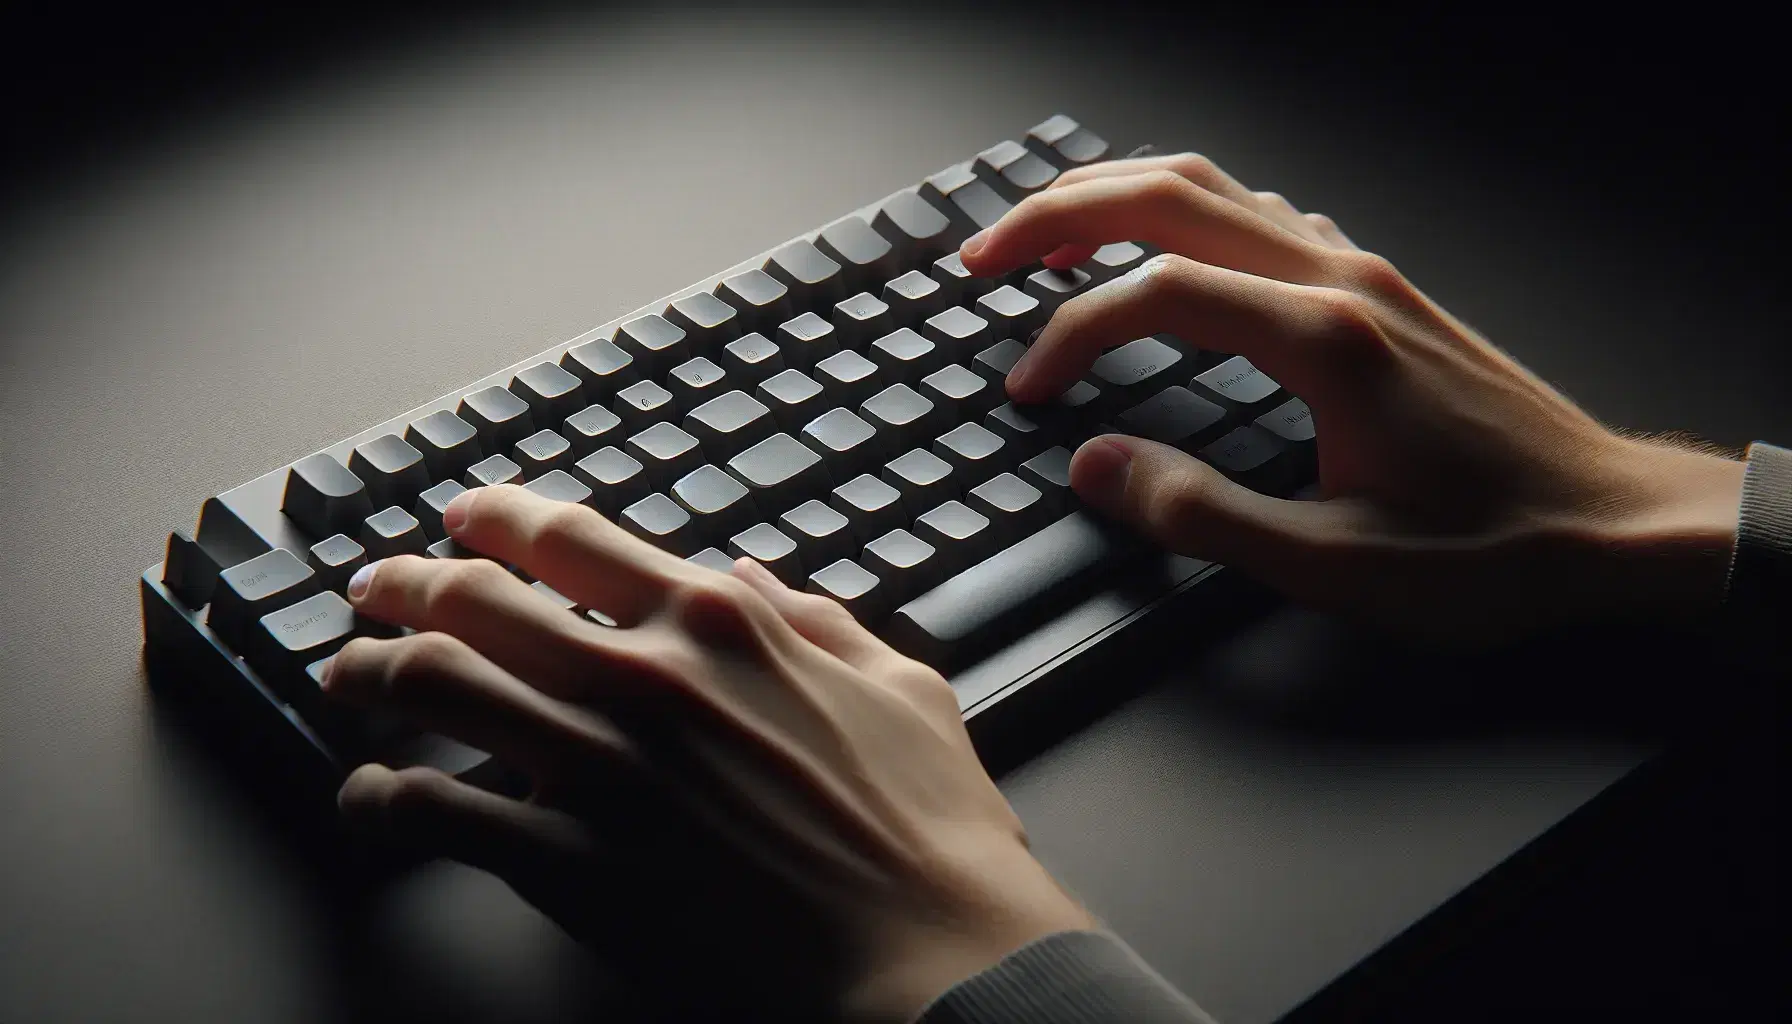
left=139, top=114, right=1318, bottom=798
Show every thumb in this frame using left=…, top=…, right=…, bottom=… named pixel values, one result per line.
left=1069, top=434, right=1345, bottom=578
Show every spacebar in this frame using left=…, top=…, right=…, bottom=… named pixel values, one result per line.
left=885, top=511, right=1144, bottom=669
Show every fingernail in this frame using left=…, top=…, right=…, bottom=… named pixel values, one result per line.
left=347, top=560, right=379, bottom=600
left=441, top=488, right=474, bottom=534
left=1073, top=437, right=1133, bottom=508
left=961, top=228, right=990, bottom=257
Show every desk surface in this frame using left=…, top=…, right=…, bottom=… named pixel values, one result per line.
left=1, top=7, right=1783, bottom=1023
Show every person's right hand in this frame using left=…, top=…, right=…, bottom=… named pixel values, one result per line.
left=959, top=153, right=1745, bottom=645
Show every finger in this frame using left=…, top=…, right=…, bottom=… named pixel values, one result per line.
left=1051, top=151, right=1261, bottom=210
left=959, top=171, right=1331, bottom=285
left=1252, top=191, right=1332, bottom=247
left=323, top=631, right=630, bottom=776
left=1305, top=211, right=1358, bottom=250
left=441, top=484, right=679, bottom=625
left=339, top=764, right=596, bottom=878
left=1069, top=434, right=1360, bottom=584
left=728, top=557, right=891, bottom=671
left=1006, top=252, right=1365, bottom=404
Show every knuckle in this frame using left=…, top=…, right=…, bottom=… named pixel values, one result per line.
left=1138, top=168, right=1196, bottom=206
left=428, top=557, right=511, bottom=613
left=384, top=631, right=466, bottom=695
left=534, top=502, right=597, bottom=554
left=1169, top=152, right=1221, bottom=186
left=1130, top=252, right=1191, bottom=298
left=1334, top=249, right=1404, bottom=294
left=1256, top=190, right=1287, bottom=208
left=386, top=766, right=458, bottom=811
left=672, top=574, right=768, bottom=642
left=1305, top=287, right=1391, bottom=366
left=1155, top=463, right=1219, bottom=529
left=1306, top=211, right=1338, bottom=231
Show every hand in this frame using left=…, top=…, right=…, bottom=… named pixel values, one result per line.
left=961, top=153, right=1745, bottom=644
left=321, top=485, right=1095, bottom=1021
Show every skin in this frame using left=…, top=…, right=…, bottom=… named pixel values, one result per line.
left=324, top=151, right=1745, bottom=1020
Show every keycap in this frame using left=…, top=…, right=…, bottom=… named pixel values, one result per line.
left=560, top=336, right=636, bottom=399
left=512, top=428, right=572, bottom=479
left=860, top=382, right=940, bottom=453
left=1023, top=267, right=1093, bottom=313
left=614, top=379, right=678, bottom=429
left=209, top=548, right=320, bottom=647
left=816, top=216, right=897, bottom=290
left=716, top=269, right=793, bottom=334
left=1019, top=447, right=1075, bottom=513
left=985, top=402, right=1048, bottom=447
left=561, top=404, right=625, bottom=458
left=720, top=332, right=786, bottom=386
left=1023, top=380, right=1108, bottom=441
left=755, top=369, right=827, bottom=432
left=361, top=505, right=428, bottom=559
left=458, top=385, right=535, bottom=453
left=920, top=363, right=999, bottom=420
left=571, top=446, right=651, bottom=516
left=666, top=355, right=730, bottom=407
left=426, top=537, right=470, bottom=559
left=687, top=547, right=738, bottom=574
left=1086, top=241, right=1147, bottom=283
left=779, top=499, right=857, bottom=570
left=1025, top=114, right=1111, bottom=167
left=665, top=291, right=740, bottom=351
left=282, top=453, right=376, bottom=539
left=973, top=339, right=1028, bottom=383
left=626, top=421, right=706, bottom=490
left=413, top=479, right=467, bottom=539
left=1200, top=425, right=1288, bottom=479
left=883, top=448, right=959, bottom=514
left=920, top=163, right=1013, bottom=232
left=615, top=314, right=689, bottom=376
left=762, top=239, right=845, bottom=309
left=881, top=270, right=947, bottom=326
left=671, top=464, right=759, bottom=544
left=619, top=493, right=700, bottom=557
left=886, top=511, right=1138, bottom=668
left=868, top=328, right=941, bottom=383
left=511, top=362, right=587, bottom=425
left=776, top=312, right=839, bottom=369
left=684, top=389, right=776, bottom=460
left=585, top=608, right=619, bottom=628
left=973, top=139, right=1060, bottom=202
left=727, top=432, right=831, bottom=514
left=308, top=534, right=367, bottom=592
left=812, top=348, right=881, bottom=409
left=967, top=471, right=1049, bottom=541
left=531, top=580, right=578, bottom=612
left=930, top=252, right=978, bottom=306
left=1192, top=355, right=1282, bottom=407
left=975, top=285, right=1044, bottom=339
left=934, top=421, right=1009, bottom=478
left=799, top=406, right=881, bottom=479
left=914, top=500, right=996, bottom=573
left=831, top=292, right=893, bottom=351
left=1090, top=336, right=1186, bottom=403
left=242, top=590, right=361, bottom=694
left=871, top=190, right=958, bottom=260
left=348, top=434, right=430, bottom=511
left=829, top=473, right=907, bottom=541
left=1115, top=386, right=1227, bottom=450
left=1255, top=397, right=1315, bottom=444
left=806, top=558, right=888, bottom=623
left=404, top=410, right=484, bottom=482
left=727, top=523, right=805, bottom=586
left=922, top=306, right=992, bottom=361
left=860, top=529, right=943, bottom=605
left=523, top=469, right=596, bottom=508
left=465, top=453, right=524, bottom=488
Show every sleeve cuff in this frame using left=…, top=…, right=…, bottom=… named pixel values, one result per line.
left=914, top=930, right=1215, bottom=1024
left=1724, top=442, right=1792, bottom=634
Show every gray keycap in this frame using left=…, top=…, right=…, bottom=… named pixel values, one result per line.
left=974, top=139, right=1060, bottom=202
left=779, top=499, right=857, bottom=570
left=614, top=379, right=678, bottom=429
left=210, top=548, right=319, bottom=648
left=829, top=473, right=906, bottom=541
left=930, top=251, right=977, bottom=307
left=985, top=402, right=1048, bottom=447
left=413, top=479, right=467, bottom=539
left=813, top=348, right=882, bottom=409
left=512, top=428, right=572, bottom=479
left=626, top=421, right=705, bottom=490
left=571, top=446, right=650, bottom=516
left=426, top=537, right=470, bottom=559
left=967, top=471, right=1048, bottom=541
left=349, top=434, right=430, bottom=511
left=361, top=505, right=428, bottom=560
left=816, top=216, right=897, bottom=291
left=619, top=493, right=699, bottom=556
left=523, top=469, right=596, bottom=508
left=859, top=382, right=940, bottom=453
left=1193, top=355, right=1282, bottom=407
left=720, top=332, right=786, bottom=386
left=860, top=528, right=943, bottom=604
left=664, top=355, right=729, bottom=409
left=921, top=164, right=1013, bottom=233
left=763, top=239, right=846, bottom=308
left=615, top=313, right=688, bottom=375
left=727, top=523, right=805, bottom=586
left=934, top=421, right=1009, bottom=478
left=973, top=339, right=1028, bottom=383
left=793, top=407, right=877, bottom=481
left=687, top=547, right=738, bottom=574
left=1023, top=267, right=1092, bottom=313
left=1090, top=337, right=1186, bottom=402
left=465, top=453, right=524, bottom=488
left=531, top=580, right=578, bottom=612
left=684, top=389, right=776, bottom=460
left=883, top=448, right=959, bottom=514
left=871, top=190, right=958, bottom=261
left=561, top=404, right=624, bottom=458
left=881, top=270, right=947, bottom=326
left=920, top=363, right=999, bottom=420
left=560, top=336, right=635, bottom=398
left=1116, top=386, right=1227, bottom=450
left=727, top=432, right=831, bottom=514
left=307, top=534, right=367, bottom=592
left=776, top=312, right=839, bottom=368
left=512, top=361, right=587, bottom=425
left=404, top=410, right=484, bottom=482
left=868, top=328, right=940, bottom=383
left=665, top=291, right=740, bottom=351
left=1200, top=425, right=1286, bottom=475
left=458, top=385, right=535, bottom=452
left=831, top=292, right=893, bottom=351
left=914, top=499, right=996, bottom=572
left=1087, top=241, right=1147, bottom=283
left=806, top=558, right=888, bottom=624
left=922, top=306, right=992, bottom=361
left=755, top=369, right=827, bottom=432
left=1255, top=397, right=1315, bottom=443
left=1026, top=114, right=1111, bottom=167
left=242, top=590, right=360, bottom=695
left=671, top=464, right=759, bottom=544
left=975, top=285, right=1044, bottom=339
left=1019, top=446, right=1075, bottom=513
left=716, top=269, right=793, bottom=334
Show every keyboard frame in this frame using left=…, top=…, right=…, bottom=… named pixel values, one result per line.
left=140, top=157, right=1258, bottom=803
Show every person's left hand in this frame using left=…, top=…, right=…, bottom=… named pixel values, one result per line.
left=321, top=484, right=1095, bottom=1021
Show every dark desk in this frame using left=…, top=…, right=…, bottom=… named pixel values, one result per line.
left=2, top=7, right=1782, bottom=1022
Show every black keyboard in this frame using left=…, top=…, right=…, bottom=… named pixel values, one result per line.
left=139, top=115, right=1317, bottom=797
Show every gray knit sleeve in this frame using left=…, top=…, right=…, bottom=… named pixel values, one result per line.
left=914, top=931, right=1217, bottom=1024
left=1724, top=442, right=1792, bottom=649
